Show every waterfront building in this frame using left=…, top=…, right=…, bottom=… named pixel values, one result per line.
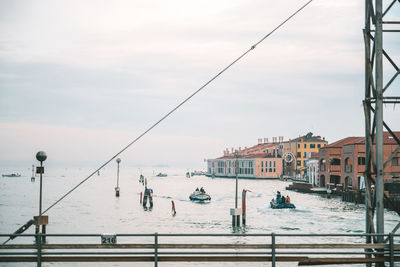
left=282, top=132, right=328, bottom=177
left=207, top=138, right=283, bottom=179
left=305, top=153, right=319, bottom=186
left=342, top=132, right=400, bottom=192
left=318, top=137, right=364, bottom=190
left=319, top=132, right=400, bottom=192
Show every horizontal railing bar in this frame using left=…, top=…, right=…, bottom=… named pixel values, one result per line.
left=0, top=233, right=393, bottom=237
left=0, top=250, right=387, bottom=256
left=0, top=256, right=397, bottom=263
left=0, top=243, right=396, bottom=250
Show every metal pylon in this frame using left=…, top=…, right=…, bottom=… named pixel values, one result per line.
left=363, top=0, right=400, bottom=263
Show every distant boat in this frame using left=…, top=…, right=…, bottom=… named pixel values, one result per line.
left=2, top=173, right=21, bottom=178
left=189, top=188, right=211, bottom=202
left=191, top=171, right=206, bottom=176
left=186, top=172, right=191, bottom=178
left=270, top=198, right=296, bottom=209
left=156, top=173, right=167, bottom=177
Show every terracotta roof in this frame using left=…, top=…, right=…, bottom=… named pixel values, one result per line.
left=327, top=137, right=365, bottom=148
left=217, top=152, right=280, bottom=160
left=337, top=132, right=400, bottom=147
left=383, top=131, right=400, bottom=145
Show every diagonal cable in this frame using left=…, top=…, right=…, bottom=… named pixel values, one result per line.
left=1, top=0, right=313, bottom=246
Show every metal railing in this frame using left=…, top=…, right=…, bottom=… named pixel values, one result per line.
left=0, top=232, right=399, bottom=266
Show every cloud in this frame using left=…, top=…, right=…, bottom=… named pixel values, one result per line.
left=0, top=0, right=399, bottom=167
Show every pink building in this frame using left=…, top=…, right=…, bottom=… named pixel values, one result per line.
left=207, top=142, right=283, bottom=179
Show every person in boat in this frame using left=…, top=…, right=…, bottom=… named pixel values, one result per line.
left=196, top=187, right=199, bottom=192
left=281, top=195, right=286, bottom=204
left=200, top=187, right=205, bottom=193
left=276, top=191, right=281, bottom=203
left=286, top=195, right=291, bottom=204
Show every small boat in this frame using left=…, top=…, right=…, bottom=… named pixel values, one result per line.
left=156, top=173, right=167, bottom=177
left=186, top=172, right=191, bottom=178
left=270, top=198, right=296, bottom=209
left=191, top=171, right=206, bottom=176
left=189, top=188, right=211, bottom=202
left=2, top=173, right=21, bottom=178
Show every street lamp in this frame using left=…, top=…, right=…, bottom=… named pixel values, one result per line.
left=35, top=151, right=48, bottom=244
left=115, top=158, right=121, bottom=197
left=36, top=151, right=47, bottom=216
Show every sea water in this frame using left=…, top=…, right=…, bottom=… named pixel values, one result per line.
left=0, top=166, right=399, bottom=266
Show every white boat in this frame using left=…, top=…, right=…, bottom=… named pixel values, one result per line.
left=189, top=189, right=211, bottom=202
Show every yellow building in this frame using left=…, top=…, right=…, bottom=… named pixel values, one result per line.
left=282, top=132, right=328, bottom=177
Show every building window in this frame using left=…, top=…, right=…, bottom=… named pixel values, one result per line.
left=265, top=167, right=268, bottom=172
left=261, top=168, right=264, bottom=173
left=297, top=160, right=301, bottom=166
left=310, top=144, right=316, bottom=148
left=330, top=158, right=341, bottom=165
left=393, top=157, right=399, bottom=166
left=269, top=161, right=272, bottom=167
left=304, top=152, right=307, bottom=158
left=269, top=168, right=272, bottom=172
left=358, top=157, right=366, bottom=165
left=297, top=152, right=301, bottom=158
left=297, top=144, right=300, bottom=148
left=273, top=161, right=276, bottom=167
left=318, top=144, right=321, bottom=148
left=273, top=168, right=276, bottom=172
left=261, top=161, right=263, bottom=168
left=304, top=144, right=307, bottom=148
left=303, top=160, right=306, bottom=166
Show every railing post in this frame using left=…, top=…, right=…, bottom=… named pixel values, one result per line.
left=154, top=232, right=158, bottom=267
left=36, top=232, right=42, bottom=267
left=271, top=232, right=276, bottom=267
left=389, top=232, right=394, bottom=267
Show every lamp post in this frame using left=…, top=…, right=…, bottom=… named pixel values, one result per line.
left=115, top=158, right=121, bottom=197
left=36, top=151, right=47, bottom=216
left=35, top=151, right=48, bottom=245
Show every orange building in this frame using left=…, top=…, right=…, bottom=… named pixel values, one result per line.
left=282, top=132, right=328, bottom=177
left=318, top=132, right=400, bottom=191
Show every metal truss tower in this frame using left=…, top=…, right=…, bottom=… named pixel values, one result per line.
left=364, top=0, right=400, bottom=259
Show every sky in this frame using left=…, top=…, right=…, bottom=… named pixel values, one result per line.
left=0, top=0, right=399, bottom=169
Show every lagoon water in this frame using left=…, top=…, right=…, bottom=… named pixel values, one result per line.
left=1, top=166, right=399, bottom=266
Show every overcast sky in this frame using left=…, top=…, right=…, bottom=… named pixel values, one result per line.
left=0, top=0, right=399, bottom=169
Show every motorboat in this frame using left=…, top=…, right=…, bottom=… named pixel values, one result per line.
left=2, top=173, right=21, bottom=178
left=270, top=198, right=296, bottom=209
left=191, top=171, right=206, bottom=176
left=189, top=189, right=211, bottom=202
left=156, top=173, right=167, bottom=177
